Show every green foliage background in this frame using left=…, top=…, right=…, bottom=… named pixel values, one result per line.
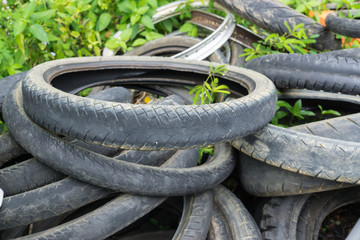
left=0, top=0, right=178, bottom=79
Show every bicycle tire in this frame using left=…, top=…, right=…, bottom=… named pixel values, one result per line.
left=20, top=56, right=276, bottom=150
left=215, top=0, right=340, bottom=51
left=325, top=10, right=360, bottom=38
left=244, top=53, right=360, bottom=95
left=213, top=185, right=262, bottom=239
left=4, top=84, right=236, bottom=196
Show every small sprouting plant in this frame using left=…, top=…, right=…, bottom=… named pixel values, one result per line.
left=271, top=99, right=315, bottom=127
left=272, top=99, right=342, bottom=127
left=318, top=105, right=341, bottom=119
left=189, top=64, right=230, bottom=105
left=0, top=120, right=7, bottom=135
left=189, top=64, right=230, bottom=163
left=241, top=22, right=319, bottom=61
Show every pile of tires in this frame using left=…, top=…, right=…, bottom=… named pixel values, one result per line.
left=1, top=0, right=360, bottom=239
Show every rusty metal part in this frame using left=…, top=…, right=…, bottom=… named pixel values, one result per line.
left=188, top=10, right=263, bottom=49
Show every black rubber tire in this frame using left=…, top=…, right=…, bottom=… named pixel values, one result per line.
left=0, top=94, right=180, bottom=197
left=0, top=147, right=196, bottom=230
left=13, top=150, right=199, bottom=240
left=0, top=178, right=110, bottom=230
left=258, top=194, right=310, bottom=239
left=173, top=191, right=213, bottom=240
left=0, top=86, right=138, bottom=197
left=214, top=0, right=341, bottom=51
left=4, top=84, right=236, bottom=196
left=229, top=41, right=245, bottom=66
left=207, top=204, right=232, bottom=240
left=238, top=90, right=360, bottom=196
left=325, top=10, right=360, bottom=38
left=296, top=187, right=360, bottom=240
left=0, top=158, right=64, bottom=197
left=239, top=153, right=353, bottom=197
left=0, top=132, right=26, bottom=167
left=244, top=53, right=360, bottom=95
left=213, top=185, right=262, bottom=239
left=258, top=186, right=360, bottom=239
left=232, top=112, right=360, bottom=184
left=0, top=71, right=27, bottom=117
left=20, top=56, right=276, bottom=150
left=319, top=47, right=360, bottom=59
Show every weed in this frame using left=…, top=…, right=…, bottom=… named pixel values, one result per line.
left=189, top=63, right=229, bottom=163
left=241, top=22, right=319, bottom=61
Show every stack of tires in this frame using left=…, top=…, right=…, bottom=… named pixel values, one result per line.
left=1, top=0, right=360, bottom=239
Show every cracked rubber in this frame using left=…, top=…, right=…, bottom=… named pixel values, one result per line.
left=238, top=92, right=360, bottom=196
left=4, top=83, right=235, bottom=196
left=20, top=56, right=276, bottom=150
left=215, top=0, right=341, bottom=51
left=14, top=148, right=198, bottom=240
left=258, top=194, right=310, bottom=239
left=173, top=191, right=213, bottom=240
left=213, top=185, right=262, bottom=239
left=244, top=53, right=360, bottom=95
left=325, top=10, right=360, bottom=38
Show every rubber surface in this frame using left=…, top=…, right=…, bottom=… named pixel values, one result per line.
left=4, top=83, right=236, bottom=196
left=325, top=10, right=360, bottom=38
left=0, top=133, right=26, bottom=167
left=0, top=71, right=27, bottom=116
left=319, top=47, right=360, bottom=59
left=258, top=194, right=310, bottom=239
left=14, top=148, right=199, bottom=239
left=215, top=0, right=341, bottom=51
left=213, top=185, right=262, bottom=239
left=244, top=53, right=360, bottom=95
left=20, top=56, right=276, bottom=150
left=238, top=91, right=360, bottom=196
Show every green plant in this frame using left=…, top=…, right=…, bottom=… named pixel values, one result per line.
left=279, top=0, right=323, bottom=15
left=189, top=64, right=230, bottom=105
left=271, top=99, right=315, bottom=127
left=189, top=64, right=230, bottom=163
left=318, top=104, right=341, bottom=119
left=272, top=99, right=342, bottom=127
left=241, top=22, right=319, bottom=61
left=0, top=120, right=7, bottom=135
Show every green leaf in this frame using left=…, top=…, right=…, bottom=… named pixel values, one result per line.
left=275, top=110, right=289, bottom=120
left=120, top=28, right=133, bottom=42
left=137, top=6, right=149, bottom=15
left=292, top=99, right=302, bottom=114
left=179, top=22, right=194, bottom=33
left=284, top=21, right=292, bottom=33
left=215, top=90, right=230, bottom=94
left=299, top=110, right=316, bottom=116
left=204, top=82, right=211, bottom=90
left=47, top=33, right=60, bottom=41
left=14, top=20, right=27, bottom=36
left=15, top=34, right=25, bottom=55
left=141, top=15, right=154, bottom=29
left=130, top=14, right=141, bottom=25
left=96, top=13, right=112, bottom=32
left=23, top=1, right=37, bottom=19
left=29, top=24, right=49, bottom=43
left=322, top=110, right=341, bottom=116
left=277, top=100, right=293, bottom=112
left=132, top=38, right=147, bottom=47
left=31, top=9, right=56, bottom=21
left=105, top=38, right=122, bottom=49
left=318, top=105, right=323, bottom=112
left=148, top=0, right=157, bottom=8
